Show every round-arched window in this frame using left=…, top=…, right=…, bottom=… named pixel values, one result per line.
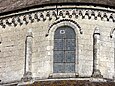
left=53, top=26, right=76, bottom=73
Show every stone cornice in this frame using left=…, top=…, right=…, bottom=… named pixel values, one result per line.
left=0, top=7, right=115, bottom=28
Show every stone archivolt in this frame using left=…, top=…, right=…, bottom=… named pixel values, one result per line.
left=0, top=8, right=114, bottom=28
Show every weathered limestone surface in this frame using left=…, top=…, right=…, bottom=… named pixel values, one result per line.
left=92, top=27, right=102, bottom=78
left=0, top=5, right=115, bottom=85
left=21, top=29, right=33, bottom=82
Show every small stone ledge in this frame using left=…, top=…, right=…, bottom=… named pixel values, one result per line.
left=90, top=78, right=107, bottom=82
left=49, top=73, right=78, bottom=78
left=0, top=81, right=19, bottom=86
left=17, top=80, right=34, bottom=86
left=1, top=78, right=115, bottom=86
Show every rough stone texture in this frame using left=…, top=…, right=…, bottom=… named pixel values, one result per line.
left=0, top=5, right=115, bottom=85
left=92, top=27, right=102, bottom=78
left=0, top=0, right=115, bottom=14
left=0, top=0, right=47, bottom=13
left=21, top=29, right=33, bottom=82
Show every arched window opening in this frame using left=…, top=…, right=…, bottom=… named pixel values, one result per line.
left=53, top=26, right=76, bottom=73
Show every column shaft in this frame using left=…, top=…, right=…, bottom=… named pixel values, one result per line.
left=22, top=29, right=33, bottom=82
left=92, top=28, right=102, bottom=78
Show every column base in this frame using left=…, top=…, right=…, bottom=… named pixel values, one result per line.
left=91, top=69, right=103, bottom=78
left=21, top=72, right=33, bottom=82
left=112, top=76, right=115, bottom=82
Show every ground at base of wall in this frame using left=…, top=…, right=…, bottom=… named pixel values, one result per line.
left=19, top=80, right=115, bottom=86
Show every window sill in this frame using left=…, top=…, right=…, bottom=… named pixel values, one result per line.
left=49, top=73, right=79, bottom=78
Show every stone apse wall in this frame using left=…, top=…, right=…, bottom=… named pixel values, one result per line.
left=0, top=5, right=115, bottom=84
